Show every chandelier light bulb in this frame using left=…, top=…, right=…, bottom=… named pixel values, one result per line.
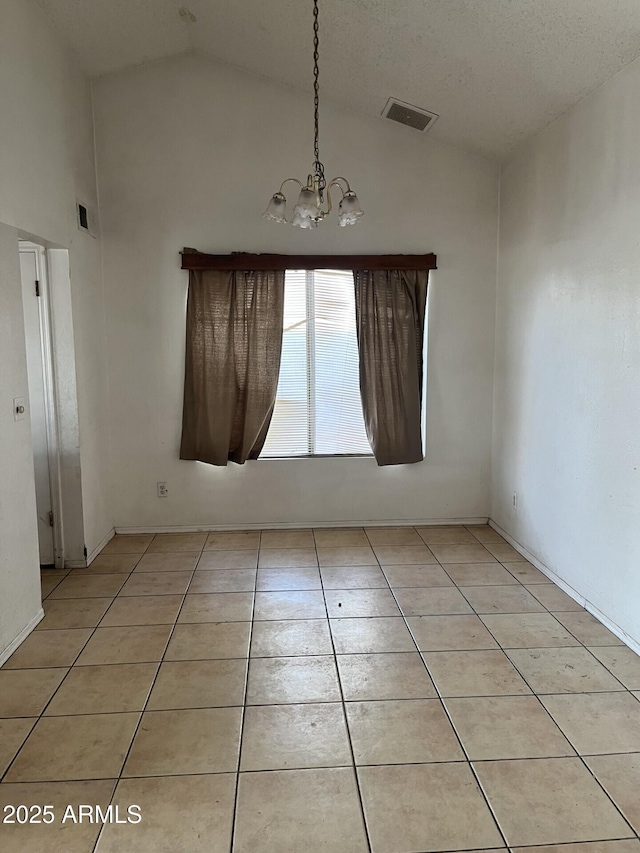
left=338, top=191, right=365, bottom=227
left=263, top=192, right=288, bottom=223
left=293, top=187, right=322, bottom=220
left=262, top=0, right=364, bottom=229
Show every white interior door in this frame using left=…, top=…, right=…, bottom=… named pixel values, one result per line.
left=20, top=249, right=55, bottom=566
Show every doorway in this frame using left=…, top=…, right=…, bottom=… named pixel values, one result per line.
left=19, top=242, right=63, bottom=568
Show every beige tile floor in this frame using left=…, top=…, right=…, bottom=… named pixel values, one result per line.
left=1, top=524, right=640, bottom=852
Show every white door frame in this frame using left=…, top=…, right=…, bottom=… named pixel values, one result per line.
left=19, top=241, right=64, bottom=568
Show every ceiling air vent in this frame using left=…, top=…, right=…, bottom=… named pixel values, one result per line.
left=382, top=98, right=439, bottom=133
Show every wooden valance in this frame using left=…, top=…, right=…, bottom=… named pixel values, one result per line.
left=180, top=252, right=437, bottom=272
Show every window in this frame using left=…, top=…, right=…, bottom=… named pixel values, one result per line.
left=261, top=269, right=372, bottom=457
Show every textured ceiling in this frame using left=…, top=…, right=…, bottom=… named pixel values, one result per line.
left=36, top=0, right=640, bottom=160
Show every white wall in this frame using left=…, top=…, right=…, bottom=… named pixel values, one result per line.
left=0, top=0, right=112, bottom=565
left=0, top=223, right=42, bottom=659
left=93, top=54, right=499, bottom=529
left=493, top=57, right=640, bottom=643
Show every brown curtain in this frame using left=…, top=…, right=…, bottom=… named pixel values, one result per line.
left=180, top=269, right=285, bottom=466
left=353, top=269, right=428, bottom=466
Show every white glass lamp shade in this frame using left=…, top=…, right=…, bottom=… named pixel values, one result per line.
left=292, top=211, right=317, bottom=229
left=338, top=191, right=364, bottom=227
left=263, top=192, right=288, bottom=223
left=293, top=186, right=321, bottom=220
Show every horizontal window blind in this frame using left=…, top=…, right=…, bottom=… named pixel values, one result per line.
left=261, top=270, right=309, bottom=457
left=261, top=269, right=372, bottom=458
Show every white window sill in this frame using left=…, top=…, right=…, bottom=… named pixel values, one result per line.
left=258, top=453, right=374, bottom=461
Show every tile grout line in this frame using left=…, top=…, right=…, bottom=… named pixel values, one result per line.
left=90, top=533, right=204, bottom=853
left=98, top=527, right=640, bottom=846
left=38, top=569, right=71, bottom=599
left=316, top=527, right=374, bottom=853
left=0, top=717, right=38, bottom=786
left=79, top=530, right=640, bottom=844
left=4, top=528, right=640, bottom=848
left=27, top=538, right=640, bottom=685
left=0, top=546, right=155, bottom=785
left=6, top=692, right=640, bottom=718
left=508, top=838, right=639, bottom=850
left=0, top=558, right=145, bottom=785
left=380, top=528, right=555, bottom=850
left=3, top=756, right=640, bottom=788
left=227, top=529, right=260, bottom=853
left=375, top=525, right=512, bottom=850
left=437, top=528, right=634, bottom=696
left=458, top=530, right=639, bottom=843
left=441, top=528, right=637, bottom=835
left=29, top=540, right=640, bottom=693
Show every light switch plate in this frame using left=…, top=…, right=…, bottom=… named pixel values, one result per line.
left=14, top=397, right=26, bottom=421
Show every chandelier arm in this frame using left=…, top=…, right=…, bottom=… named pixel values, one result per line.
left=278, top=177, right=304, bottom=194
left=328, top=176, right=352, bottom=193
left=322, top=181, right=344, bottom=216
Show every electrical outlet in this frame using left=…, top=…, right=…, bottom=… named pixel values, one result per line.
left=512, top=491, right=518, bottom=511
left=157, top=482, right=168, bottom=498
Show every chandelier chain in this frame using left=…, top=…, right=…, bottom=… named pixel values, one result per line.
left=262, top=0, right=363, bottom=226
left=312, top=0, right=326, bottom=195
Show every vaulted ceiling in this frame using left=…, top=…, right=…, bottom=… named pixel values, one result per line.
left=36, top=0, right=640, bottom=160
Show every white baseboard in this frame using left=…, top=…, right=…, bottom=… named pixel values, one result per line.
left=114, top=517, right=489, bottom=534
left=0, top=608, right=45, bottom=668
left=66, top=527, right=115, bottom=569
left=86, top=527, right=115, bottom=566
left=488, top=519, right=640, bottom=656
left=583, top=600, right=640, bottom=657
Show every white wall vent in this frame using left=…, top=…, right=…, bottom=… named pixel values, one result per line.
left=76, top=200, right=98, bottom=238
left=382, top=98, right=439, bottom=133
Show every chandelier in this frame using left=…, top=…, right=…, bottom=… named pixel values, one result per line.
left=263, top=0, right=364, bottom=229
